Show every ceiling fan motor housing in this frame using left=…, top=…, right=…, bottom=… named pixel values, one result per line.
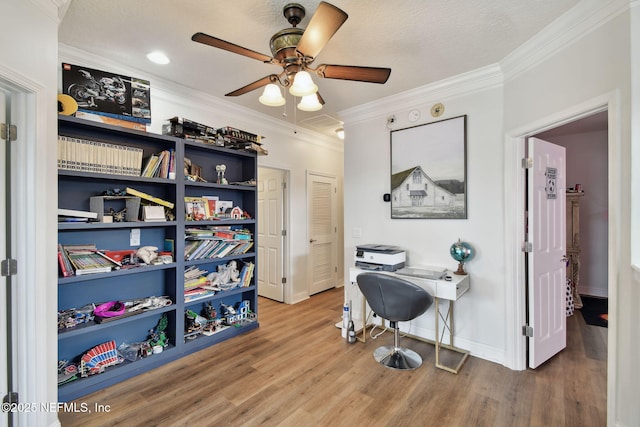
left=269, top=27, right=304, bottom=64
left=283, top=3, right=305, bottom=27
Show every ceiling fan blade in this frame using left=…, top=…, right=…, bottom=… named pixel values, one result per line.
left=295, top=2, right=348, bottom=60
left=225, top=75, right=279, bottom=97
left=192, top=32, right=273, bottom=63
left=315, top=65, right=391, bottom=84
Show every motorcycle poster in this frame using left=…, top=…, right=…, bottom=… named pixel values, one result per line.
left=62, top=63, right=151, bottom=124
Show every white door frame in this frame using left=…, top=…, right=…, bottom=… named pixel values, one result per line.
left=504, top=91, right=619, bottom=423
left=0, top=65, right=58, bottom=425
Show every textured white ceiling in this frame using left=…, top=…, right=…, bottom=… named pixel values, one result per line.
left=59, top=0, right=582, bottom=133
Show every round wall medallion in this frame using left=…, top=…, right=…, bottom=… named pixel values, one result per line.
left=408, top=109, right=420, bottom=122
left=431, top=103, right=445, bottom=117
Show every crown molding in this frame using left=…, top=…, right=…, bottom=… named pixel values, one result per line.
left=339, top=64, right=503, bottom=125
left=501, top=0, right=630, bottom=82
left=58, top=44, right=342, bottom=153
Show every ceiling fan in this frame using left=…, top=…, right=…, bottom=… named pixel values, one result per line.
left=191, top=1, right=391, bottom=109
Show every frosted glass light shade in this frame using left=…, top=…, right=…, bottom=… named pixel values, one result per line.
left=297, top=94, right=322, bottom=111
left=288, top=71, right=318, bottom=97
left=259, top=84, right=286, bottom=106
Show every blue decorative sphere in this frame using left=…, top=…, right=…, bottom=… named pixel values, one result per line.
left=450, top=239, right=474, bottom=263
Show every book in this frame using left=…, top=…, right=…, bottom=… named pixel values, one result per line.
left=62, top=244, right=120, bottom=275
left=141, top=154, right=159, bottom=177
left=58, top=244, right=74, bottom=277
left=125, top=187, right=174, bottom=209
left=58, top=208, right=98, bottom=219
left=203, top=196, right=218, bottom=219
left=184, top=197, right=208, bottom=221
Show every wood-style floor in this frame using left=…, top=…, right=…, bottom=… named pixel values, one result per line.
left=58, top=288, right=607, bottom=426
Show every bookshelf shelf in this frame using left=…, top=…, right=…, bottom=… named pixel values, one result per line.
left=58, top=304, right=176, bottom=339
left=57, top=115, right=259, bottom=402
left=58, top=262, right=176, bottom=285
left=58, top=221, right=177, bottom=231
left=58, top=169, right=176, bottom=183
left=58, top=343, right=178, bottom=399
left=183, top=285, right=257, bottom=307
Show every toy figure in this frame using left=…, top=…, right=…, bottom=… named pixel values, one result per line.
left=148, top=314, right=169, bottom=348
left=215, top=164, right=228, bottom=184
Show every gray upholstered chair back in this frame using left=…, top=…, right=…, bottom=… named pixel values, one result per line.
left=357, top=272, right=433, bottom=322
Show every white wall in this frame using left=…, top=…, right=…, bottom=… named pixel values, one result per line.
left=342, top=74, right=507, bottom=363
left=59, top=44, right=345, bottom=305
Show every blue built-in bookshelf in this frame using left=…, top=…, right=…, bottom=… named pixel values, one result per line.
left=57, top=115, right=258, bottom=401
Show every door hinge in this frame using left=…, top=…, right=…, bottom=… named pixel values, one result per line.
left=1, top=259, right=17, bottom=276
left=522, top=325, right=533, bottom=337
left=522, top=242, right=533, bottom=253
left=282, top=277, right=286, bottom=285
left=281, top=229, right=287, bottom=237
left=1, top=123, right=17, bottom=141
left=3, top=391, right=19, bottom=405
left=281, top=181, right=286, bottom=189
left=521, top=157, right=533, bottom=169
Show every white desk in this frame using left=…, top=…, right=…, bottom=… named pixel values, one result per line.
left=348, top=267, right=470, bottom=373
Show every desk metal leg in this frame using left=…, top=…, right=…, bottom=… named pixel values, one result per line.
left=354, top=292, right=469, bottom=373
left=434, top=297, right=470, bottom=374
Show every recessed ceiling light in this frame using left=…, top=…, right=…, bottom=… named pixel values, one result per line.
left=146, top=51, right=170, bottom=65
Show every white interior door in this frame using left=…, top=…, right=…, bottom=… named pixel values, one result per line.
left=307, top=172, right=337, bottom=295
left=257, top=167, right=285, bottom=302
left=528, top=137, right=567, bottom=368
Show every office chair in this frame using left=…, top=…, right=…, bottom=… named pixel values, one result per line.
left=357, top=272, right=434, bottom=370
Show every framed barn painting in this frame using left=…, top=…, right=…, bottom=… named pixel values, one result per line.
left=390, top=115, right=467, bottom=219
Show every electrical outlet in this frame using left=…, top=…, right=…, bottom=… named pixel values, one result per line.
left=130, top=228, right=140, bottom=246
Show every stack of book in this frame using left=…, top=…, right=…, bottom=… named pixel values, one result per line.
left=57, top=135, right=143, bottom=176
left=184, top=236, right=253, bottom=261
left=140, top=149, right=175, bottom=179
left=184, top=266, right=216, bottom=302
left=238, top=261, right=255, bottom=287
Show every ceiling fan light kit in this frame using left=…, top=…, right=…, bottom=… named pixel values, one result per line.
left=191, top=1, right=391, bottom=110
left=297, top=93, right=323, bottom=111
left=288, top=70, right=318, bottom=97
left=259, top=83, right=286, bottom=106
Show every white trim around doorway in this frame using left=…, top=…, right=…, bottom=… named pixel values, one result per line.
left=503, top=90, right=620, bottom=427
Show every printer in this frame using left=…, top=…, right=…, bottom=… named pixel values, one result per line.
left=355, top=244, right=406, bottom=272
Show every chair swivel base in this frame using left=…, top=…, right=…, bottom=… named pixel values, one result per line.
left=373, top=345, right=423, bottom=370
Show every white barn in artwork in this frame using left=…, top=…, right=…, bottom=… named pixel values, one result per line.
left=391, top=166, right=455, bottom=207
